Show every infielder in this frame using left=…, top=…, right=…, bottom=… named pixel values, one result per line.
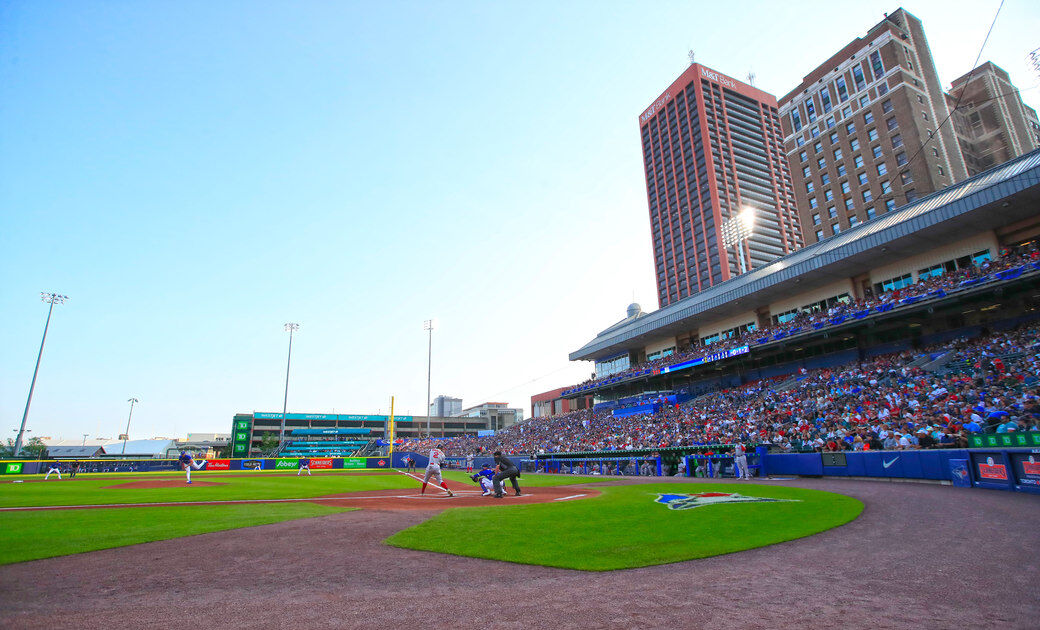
left=179, top=450, right=205, bottom=484
left=297, top=457, right=311, bottom=476
left=470, top=464, right=495, bottom=496
left=44, top=461, right=62, bottom=480
left=421, top=448, right=455, bottom=497
left=734, top=442, right=751, bottom=479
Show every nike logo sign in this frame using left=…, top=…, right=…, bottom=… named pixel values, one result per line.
left=883, top=458, right=899, bottom=468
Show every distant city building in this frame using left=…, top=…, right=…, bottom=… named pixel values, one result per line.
left=779, top=8, right=968, bottom=245
left=946, top=62, right=1040, bottom=176
left=531, top=387, right=592, bottom=419
left=429, top=395, right=462, bottom=418
left=459, top=402, right=524, bottom=431
left=640, top=63, right=801, bottom=307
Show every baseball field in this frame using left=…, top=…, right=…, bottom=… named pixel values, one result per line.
left=2, top=468, right=1038, bottom=628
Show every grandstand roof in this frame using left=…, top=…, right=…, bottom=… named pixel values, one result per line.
left=46, top=445, right=105, bottom=458
left=100, top=439, right=176, bottom=457
left=571, top=149, right=1040, bottom=361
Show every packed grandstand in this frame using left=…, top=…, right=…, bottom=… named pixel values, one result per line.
left=399, top=319, right=1040, bottom=458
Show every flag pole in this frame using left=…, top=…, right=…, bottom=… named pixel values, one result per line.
left=388, top=396, right=395, bottom=465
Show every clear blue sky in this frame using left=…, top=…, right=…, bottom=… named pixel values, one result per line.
left=2, top=1, right=1038, bottom=441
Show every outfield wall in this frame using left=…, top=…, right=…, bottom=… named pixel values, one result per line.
left=0, top=453, right=423, bottom=476
left=761, top=448, right=1040, bottom=494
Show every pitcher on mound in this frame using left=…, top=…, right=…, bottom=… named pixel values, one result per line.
left=421, top=448, right=455, bottom=497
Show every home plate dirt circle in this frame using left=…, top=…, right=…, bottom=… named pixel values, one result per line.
left=311, top=484, right=601, bottom=510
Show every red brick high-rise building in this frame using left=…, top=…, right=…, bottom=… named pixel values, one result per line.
left=640, top=63, right=801, bottom=308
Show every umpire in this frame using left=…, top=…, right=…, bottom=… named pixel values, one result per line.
left=492, top=450, right=522, bottom=498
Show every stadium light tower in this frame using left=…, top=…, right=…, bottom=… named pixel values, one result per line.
left=280, top=323, right=300, bottom=444
left=424, top=319, right=434, bottom=436
left=14, top=292, right=67, bottom=457
left=721, top=207, right=756, bottom=276
left=121, top=397, right=139, bottom=455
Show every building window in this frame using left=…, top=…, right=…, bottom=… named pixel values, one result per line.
left=938, top=165, right=945, bottom=176
left=837, top=164, right=847, bottom=176
left=864, top=110, right=874, bottom=124
left=846, top=121, right=856, bottom=134
left=922, top=111, right=929, bottom=121
left=854, top=155, right=865, bottom=168
left=806, top=181, right=815, bottom=193
left=796, top=135, right=805, bottom=147
left=850, top=138, right=861, bottom=150
left=812, top=126, right=820, bottom=138
left=905, top=189, right=918, bottom=202
left=841, top=180, right=851, bottom=194
left=809, top=196, right=818, bottom=209
left=877, top=82, right=889, bottom=96
left=814, top=141, right=823, bottom=153
left=849, top=215, right=859, bottom=226
left=900, top=170, right=912, bottom=184
left=833, top=148, right=843, bottom=161
left=867, top=128, right=879, bottom=141
left=865, top=206, right=876, bottom=219
left=886, top=117, right=898, bottom=130
left=896, top=151, right=908, bottom=166
left=852, top=65, right=866, bottom=91
left=859, top=95, right=869, bottom=108
left=812, top=213, right=821, bottom=225
left=876, top=273, right=913, bottom=294
left=892, top=134, right=903, bottom=148
left=802, top=166, right=811, bottom=178
left=791, top=109, right=802, bottom=132
left=824, top=189, right=834, bottom=202
left=836, top=76, right=849, bottom=102
left=821, top=172, right=831, bottom=185
left=817, top=157, right=827, bottom=169
left=832, top=223, right=841, bottom=234
left=872, top=145, right=883, bottom=159
left=815, top=229, right=824, bottom=240
left=870, top=50, right=884, bottom=77
left=842, top=106, right=852, bottom=118
left=805, top=97, right=817, bottom=122
left=882, top=99, right=893, bottom=113
left=862, top=190, right=873, bottom=202
left=885, top=199, right=896, bottom=212
left=799, top=150, right=808, bottom=162
left=845, top=198, right=855, bottom=210
left=828, top=206, right=838, bottom=218
left=858, top=172, right=869, bottom=185
left=880, top=180, right=892, bottom=194
left=820, top=87, right=832, bottom=113
left=876, top=163, right=888, bottom=176
left=829, top=132, right=839, bottom=144
left=826, top=116, right=835, bottom=129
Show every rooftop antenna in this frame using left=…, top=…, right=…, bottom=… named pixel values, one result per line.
left=688, top=50, right=696, bottom=66
left=747, top=71, right=756, bottom=86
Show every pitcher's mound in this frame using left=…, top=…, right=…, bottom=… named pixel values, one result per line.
left=104, top=480, right=227, bottom=489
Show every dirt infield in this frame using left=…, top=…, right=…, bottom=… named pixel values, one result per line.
left=1, top=477, right=1037, bottom=629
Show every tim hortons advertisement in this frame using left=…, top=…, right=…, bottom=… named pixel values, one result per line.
left=205, top=459, right=230, bottom=471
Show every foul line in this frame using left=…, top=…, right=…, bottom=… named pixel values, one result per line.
left=396, top=468, right=455, bottom=496
left=554, top=494, right=587, bottom=501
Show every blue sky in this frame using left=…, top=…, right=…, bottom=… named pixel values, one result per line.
left=2, top=1, right=1038, bottom=441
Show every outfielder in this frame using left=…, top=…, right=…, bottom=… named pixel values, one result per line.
left=421, top=448, right=455, bottom=497
left=44, top=461, right=62, bottom=480
left=297, top=457, right=311, bottom=476
left=179, top=450, right=205, bottom=484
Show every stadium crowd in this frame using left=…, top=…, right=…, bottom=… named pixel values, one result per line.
left=564, top=243, right=1040, bottom=396
left=400, top=321, right=1040, bottom=458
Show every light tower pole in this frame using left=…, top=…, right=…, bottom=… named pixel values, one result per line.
left=424, top=319, right=434, bottom=436
left=280, top=323, right=300, bottom=444
left=721, top=207, right=756, bottom=276
left=15, top=292, right=67, bottom=456
left=121, top=397, right=139, bottom=455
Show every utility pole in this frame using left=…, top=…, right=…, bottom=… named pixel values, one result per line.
left=15, top=292, right=67, bottom=456
left=280, top=323, right=300, bottom=444
left=121, top=398, right=139, bottom=455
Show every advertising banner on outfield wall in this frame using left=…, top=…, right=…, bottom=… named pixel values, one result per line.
left=310, top=458, right=333, bottom=469
left=368, top=457, right=389, bottom=468
left=342, top=457, right=365, bottom=469
left=1009, top=452, right=1040, bottom=486
left=241, top=459, right=264, bottom=470
left=2, top=462, right=24, bottom=475
left=205, top=459, right=230, bottom=471
left=275, top=458, right=299, bottom=470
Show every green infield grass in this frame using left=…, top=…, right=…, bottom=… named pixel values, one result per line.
left=0, top=503, right=353, bottom=565
left=386, top=482, right=863, bottom=570
left=440, top=470, right=600, bottom=487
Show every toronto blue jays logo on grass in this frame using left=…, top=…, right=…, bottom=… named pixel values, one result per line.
left=654, top=492, right=800, bottom=510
